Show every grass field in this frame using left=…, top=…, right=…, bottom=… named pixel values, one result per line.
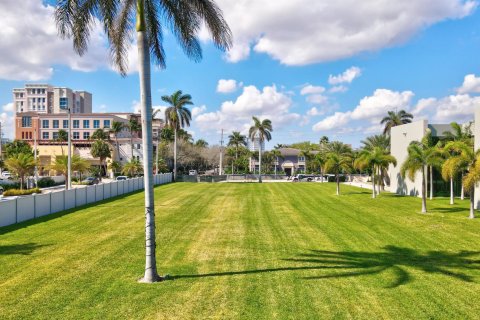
left=1, top=182, right=480, bottom=319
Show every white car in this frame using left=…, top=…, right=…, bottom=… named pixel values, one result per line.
left=189, top=170, right=197, bottom=176
left=1, top=171, right=12, bottom=179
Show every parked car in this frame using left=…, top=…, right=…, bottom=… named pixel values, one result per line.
left=1, top=171, right=12, bottom=179
left=82, top=177, right=100, bottom=185
left=292, top=174, right=316, bottom=182
left=189, top=170, right=197, bottom=176
left=116, top=176, right=128, bottom=181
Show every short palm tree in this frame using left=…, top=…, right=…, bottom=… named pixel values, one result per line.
left=380, top=110, right=414, bottom=135
left=314, top=152, right=327, bottom=182
left=90, top=140, right=111, bottom=180
left=57, top=129, right=68, bottom=155
left=91, top=128, right=110, bottom=141
left=356, top=147, right=397, bottom=198
left=55, top=0, right=231, bottom=283
left=4, top=153, right=36, bottom=190
left=249, top=117, right=273, bottom=183
left=228, top=131, right=247, bottom=173
left=108, top=160, right=122, bottom=176
left=324, top=147, right=352, bottom=196
left=443, top=141, right=478, bottom=218
left=122, top=159, right=143, bottom=177
left=126, top=119, right=141, bottom=159
left=163, top=90, right=193, bottom=180
left=50, top=155, right=91, bottom=189
left=110, top=121, right=125, bottom=161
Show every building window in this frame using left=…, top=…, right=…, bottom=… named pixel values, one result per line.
left=42, top=132, right=49, bottom=140
left=73, top=120, right=79, bottom=128
left=73, top=132, right=80, bottom=140
left=59, top=97, right=68, bottom=110
left=21, top=116, right=32, bottom=128
left=83, top=120, right=90, bottom=128
left=83, top=132, right=90, bottom=140
left=63, top=120, right=68, bottom=128
left=53, top=120, right=59, bottom=128
left=298, top=156, right=305, bottom=162
left=103, top=120, right=111, bottom=128
left=53, top=132, right=59, bottom=140
left=42, top=119, right=49, bottom=128
left=93, top=120, right=100, bottom=128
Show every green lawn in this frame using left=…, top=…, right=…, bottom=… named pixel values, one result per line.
left=1, top=183, right=480, bottom=319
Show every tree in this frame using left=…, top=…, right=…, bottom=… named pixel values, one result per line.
left=271, top=149, right=283, bottom=177
left=195, top=139, right=209, bottom=148
left=319, top=136, right=329, bottom=145
left=126, top=119, right=141, bottom=159
left=400, top=140, right=441, bottom=213
left=314, top=152, right=327, bottom=183
left=356, top=147, right=397, bottom=198
left=49, top=155, right=91, bottom=189
left=122, top=159, right=143, bottom=177
left=110, top=121, right=125, bottom=161
left=443, top=141, right=477, bottom=218
left=108, top=160, right=122, bottom=175
left=228, top=131, right=247, bottom=173
left=5, top=140, right=33, bottom=158
left=163, top=90, right=193, bottom=180
left=4, top=153, right=36, bottom=190
left=90, top=140, right=111, bottom=180
left=55, top=0, right=232, bottom=284
left=57, top=129, right=68, bottom=155
left=361, top=134, right=390, bottom=152
left=249, top=117, right=273, bottom=183
left=91, top=128, right=110, bottom=141
left=380, top=110, right=414, bottom=135
left=324, top=142, right=352, bottom=195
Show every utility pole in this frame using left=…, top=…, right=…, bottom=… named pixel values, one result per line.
left=219, top=129, right=224, bottom=175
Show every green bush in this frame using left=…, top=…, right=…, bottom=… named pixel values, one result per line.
left=0, top=182, right=21, bottom=191
left=3, top=188, right=41, bottom=196
left=37, top=177, right=55, bottom=188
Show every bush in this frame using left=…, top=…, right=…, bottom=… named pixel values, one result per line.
left=0, top=182, right=20, bottom=191
left=37, top=177, right=55, bottom=188
left=3, top=188, right=41, bottom=196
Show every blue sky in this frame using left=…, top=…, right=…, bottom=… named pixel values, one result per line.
left=1, top=0, right=480, bottom=148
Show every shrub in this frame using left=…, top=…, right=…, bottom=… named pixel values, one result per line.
left=0, top=182, right=20, bottom=191
left=37, top=177, right=55, bottom=188
left=3, top=188, right=41, bottom=196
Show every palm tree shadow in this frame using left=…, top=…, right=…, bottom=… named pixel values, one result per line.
left=171, top=246, right=480, bottom=288
left=0, top=243, right=48, bottom=255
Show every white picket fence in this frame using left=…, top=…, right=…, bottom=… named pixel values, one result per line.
left=0, top=173, right=173, bottom=228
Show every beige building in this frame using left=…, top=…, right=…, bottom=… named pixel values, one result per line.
left=12, top=84, right=92, bottom=114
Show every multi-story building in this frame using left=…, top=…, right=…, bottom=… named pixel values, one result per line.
left=249, top=147, right=312, bottom=175
left=12, top=84, right=92, bottom=114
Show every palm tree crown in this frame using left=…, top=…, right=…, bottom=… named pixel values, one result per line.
left=163, top=90, right=193, bottom=130
left=380, top=110, right=414, bottom=135
left=249, top=117, right=273, bottom=182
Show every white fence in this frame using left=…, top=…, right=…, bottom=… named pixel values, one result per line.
left=0, top=173, right=173, bottom=228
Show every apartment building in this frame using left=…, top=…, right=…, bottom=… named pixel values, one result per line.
left=249, top=147, right=312, bottom=175
left=12, top=84, right=92, bottom=114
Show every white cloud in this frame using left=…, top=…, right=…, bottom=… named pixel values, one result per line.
left=2, top=103, right=14, bottom=113
left=457, top=74, right=480, bottom=94
left=192, top=105, right=207, bottom=117
left=307, top=107, right=323, bottom=116
left=306, top=94, right=328, bottom=105
left=300, top=85, right=325, bottom=95
left=1, top=103, right=15, bottom=139
left=196, top=85, right=300, bottom=133
left=216, top=79, right=239, bottom=93
left=414, top=94, right=480, bottom=123
left=0, top=0, right=139, bottom=81
left=328, top=67, right=362, bottom=85
left=312, top=112, right=352, bottom=132
left=208, top=0, right=475, bottom=65
left=329, top=85, right=348, bottom=93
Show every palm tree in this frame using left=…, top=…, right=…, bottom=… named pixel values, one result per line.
left=49, top=155, right=91, bottom=189
left=400, top=141, right=430, bottom=213
left=361, top=134, right=390, bottom=152
left=324, top=142, right=352, bottom=195
left=463, top=152, right=480, bottom=219
left=163, top=90, right=193, bottom=181
left=152, top=110, right=165, bottom=175
left=356, top=147, right=397, bottom=198
left=314, top=152, right=327, bottom=183
left=110, top=121, right=125, bottom=162
left=195, top=139, right=209, bottom=148
left=380, top=110, right=414, bottom=135
left=122, top=159, right=143, bottom=177
left=443, top=141, right=478, bottom=218
left=91, top=128, right=110, bottom=141
left=249, top=117, right=273, bottom=183
left=228, top=131, right=247, bottom=173
left=319, top=136, right=329, bottom=146
left=126, top=119, right=141, bottom=159
left=55, top=0, right=231, bottom=283
left=4, top=153, right=36, bottom=190
left=90, top=140, right=111, bottom=180
left=108, top=160, right=122, bottom=176
left=271, top=149, right=283, bottom=177
left=57, top=129, right=68, bottom=155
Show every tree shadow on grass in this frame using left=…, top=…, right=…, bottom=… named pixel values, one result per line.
left=0, top=243, right=48, bottom=255
left=170, top=246, right=480, bottom=288
left=432, top=207, right=468, bottom=214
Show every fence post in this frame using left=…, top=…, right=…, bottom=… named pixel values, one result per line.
left=15, top=198, right=18, bottom=223
left=33, top=193, right=36, bottom=219
left=49, top=192, right=52, bottom=215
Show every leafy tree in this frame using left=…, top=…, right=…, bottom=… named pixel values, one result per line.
left=228, top=131, right=247, bottom=173
left=108, top=160, right=122, bottom=175
left=4, top=153, right=36, bottom=189
left=380, top=110, right=414, bottom=135
left=91, top=128, right=110, bottom=141
left=90, top=140, right=111, bottom=180
left=319, top=136, right=329, bottom=145
left=49, top=155, right=91, bottom=189
left=463, top=151, right=480, bottom=219
left=249, top=116, right=273, bottom=183
left=5, top=140, right=33, bottom=158
left=55, top=0, right=232, bottom=283
left=356, top=147, right=397, bottom=198
left=110, top=121, right=125, bottom=161
left=163, top=90, right=193, bottom=180
left=324, top=142, right=352, bottom=195
left=195, top=139, right=209, bottom=148
left=122, top=159, right=143, bottom=177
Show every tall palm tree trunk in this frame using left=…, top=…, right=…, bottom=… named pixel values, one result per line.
left=429, top=166, right=433, bottom=200
left=173, top=129, right=177, bottom=181
left=469, top=186, right=475, bottom=219
left=377, top=167, right=381, bottom=195
left=258, top=147, right=262, bottom=183
left=461, top=173, right=465, bottom=200
left=450, top=178, right=454, bottom=205
left=421, top=167, right=427, bottom=213
left=130, top=135, right=134, bottom=159
left=115, top=136, right=120, bottom=162
left=371, top=166, right=376, bottom=199
left=336, top=174, right=340, bottom=195
left=137, top=0, right=160, bottom=283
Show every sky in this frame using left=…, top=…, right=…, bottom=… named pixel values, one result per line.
left=1, top=0, right=480, bottom=148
